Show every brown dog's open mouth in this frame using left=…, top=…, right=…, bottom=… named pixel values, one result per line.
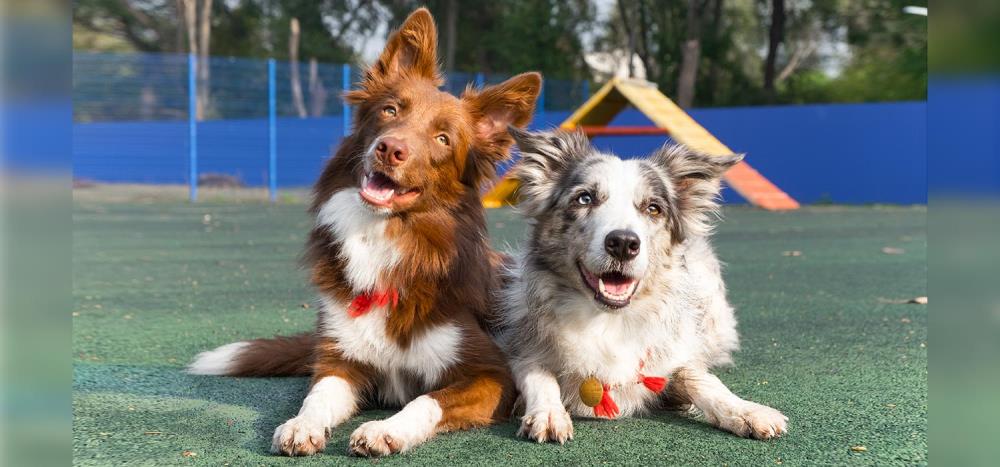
left=578, top=262, right=639, bottom=309
left=360, top=171, right=421, bottom=208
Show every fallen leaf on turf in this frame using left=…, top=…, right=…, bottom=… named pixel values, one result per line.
left=182, top=450, right=197, bottom=457
left=144, top=431, right=162, bottom=435
left=908, top=296, right=927, bottom=305
left=301, top=303, right=310, bottom=309
left=900, top=317, right=911, bottom=323
left=881, top=247, right=905, bottom=255
left=782, top=250, right=802, bottom=257
left=851, top=446, right=867, bottom=452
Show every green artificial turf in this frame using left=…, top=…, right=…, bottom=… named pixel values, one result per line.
left=72, top=203, right=927, bottom=466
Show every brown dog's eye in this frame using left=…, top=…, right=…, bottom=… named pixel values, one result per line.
left=435, top=134, right=450, bottom=146
left=646, top=204, right=663, bottom=217
left=382, top=106, right=397, bottom=117
left=576, top=192, right=593, bottom=206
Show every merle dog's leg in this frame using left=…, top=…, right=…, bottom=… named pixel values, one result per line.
left=514, top=364, right=574, bottom=444
left=671, top=367, right=788, bottom=439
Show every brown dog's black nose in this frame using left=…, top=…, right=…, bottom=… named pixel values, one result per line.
left=605, top=230, right=640, bottom=261
left=375, top=136, right=409, bottom=166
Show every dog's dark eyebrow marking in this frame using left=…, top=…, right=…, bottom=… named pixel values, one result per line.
left=640, top=161, right=671, bottom=202
left=555, top=157, right=602, bottom=196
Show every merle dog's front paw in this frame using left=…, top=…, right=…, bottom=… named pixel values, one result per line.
left=517, top=407, right=574, bottom=444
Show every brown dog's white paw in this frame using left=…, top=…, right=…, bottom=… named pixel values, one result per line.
left=271, top=417, right=328, bottom=456
left=348, top=420, right=414, bottom=457
left=717, top=402, right=788, bottom=440
left=517, top=407, right=574, bottom=444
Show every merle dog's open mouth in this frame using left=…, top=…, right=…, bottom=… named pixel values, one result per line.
left=578, top=262, right=639, bottom=308
left=360, top=171, right=421, bottom=208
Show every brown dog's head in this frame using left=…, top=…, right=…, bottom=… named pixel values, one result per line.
left=344, top=8, right=541, bottom=214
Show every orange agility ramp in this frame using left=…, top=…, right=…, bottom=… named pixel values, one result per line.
left=485, top=78, right=799, bottom=210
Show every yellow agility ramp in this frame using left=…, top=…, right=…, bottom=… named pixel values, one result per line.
left=484, top=78, right=799, bottom=210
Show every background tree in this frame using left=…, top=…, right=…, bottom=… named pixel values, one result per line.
left=73, top=0, right=927, bottom=109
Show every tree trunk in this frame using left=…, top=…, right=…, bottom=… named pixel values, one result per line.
left=636, top=0, right=657, bottom=82
left=617, top=0, right=637, bottom=78
left=705, top=0, right=724, bottom=105
left=181, top=0, right=199, bottom=117
left=308, top=58, right=328, bottom=117
left=196, top=0, right=212, bottom=120
left=444, top=0, right=457, bottom=72
left=289, top=18, right=307, bottom=118
left=763, top=0, right=785, bottom=101
left=676, top=0, right=702, bottom=108
left=174, top=0, right=186, bottom=52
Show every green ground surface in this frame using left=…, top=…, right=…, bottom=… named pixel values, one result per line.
left=73, top=203, right=927, bottom=466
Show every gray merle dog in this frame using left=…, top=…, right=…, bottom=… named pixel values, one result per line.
left=498, top=127, right=788, bottom=443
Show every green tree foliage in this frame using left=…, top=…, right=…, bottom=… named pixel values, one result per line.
left=73, top=0, right=926, bottom=106
left=383, top=0, right=595, bottom=80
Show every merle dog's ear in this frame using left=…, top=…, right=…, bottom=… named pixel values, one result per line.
left=508, top=127, right=590, bottom=217
left=651, top=144, right=743, bottom=242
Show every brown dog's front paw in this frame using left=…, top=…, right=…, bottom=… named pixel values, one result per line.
left=348, top=420, right=410, bottom=457
left=517, top=407, right=574, bottom=444
left=270, top=417, right=328, bottom=456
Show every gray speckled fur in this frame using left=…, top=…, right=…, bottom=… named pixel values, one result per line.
left=498, top=127, right=788, bottom=442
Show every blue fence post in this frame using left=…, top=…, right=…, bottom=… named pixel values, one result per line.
left=475, top=72, right=485, bottom=89
left=268, top=58, right=277, bottom=203
left=187, top=53, right=198, bottom=202
left=342, top=64, right=351, bottom=137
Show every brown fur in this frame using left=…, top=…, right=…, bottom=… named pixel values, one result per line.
left=227, top=333, right=315, bottom=377
left=219, top=8, right=539, bottom=455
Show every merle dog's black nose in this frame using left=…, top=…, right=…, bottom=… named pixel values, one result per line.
left=604, top=229, right=641, bottom=261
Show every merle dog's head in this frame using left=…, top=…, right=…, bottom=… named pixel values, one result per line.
left=509, top=127, right=742, bottom=310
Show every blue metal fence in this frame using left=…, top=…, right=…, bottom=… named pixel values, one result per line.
left=72, top=51, right=590, bottom=201
left=72, top=51, right=929, bottom=205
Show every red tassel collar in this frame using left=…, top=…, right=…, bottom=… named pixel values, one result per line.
left=589, top=357, right=668, bottom=419
left=347, top=289, right=398, bottom=318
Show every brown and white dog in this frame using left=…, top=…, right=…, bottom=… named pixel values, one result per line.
left=188, top=9, right=541, bottom=457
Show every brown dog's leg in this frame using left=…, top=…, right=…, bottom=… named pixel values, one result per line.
left=271, top=339, right=374, bottom=456
left=348, top=368, right=513, bottom=457
left=348, top=325, right=514, bottom=458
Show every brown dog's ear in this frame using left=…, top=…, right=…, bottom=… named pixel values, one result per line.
left=347, top=8, right=440, bottom=103
left=464, top=72, right=542, bottom=160
left=461, top=72, right=542, bottom=188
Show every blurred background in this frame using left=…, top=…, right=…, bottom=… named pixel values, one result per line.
left=11, top=0, right=1000, bottom=465
left=69, top=0, right=927, bottom=205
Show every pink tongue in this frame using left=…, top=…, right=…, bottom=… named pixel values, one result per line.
left=603, top=279, right=633, bottom=295
left=364, top=178, right=395, bottom=199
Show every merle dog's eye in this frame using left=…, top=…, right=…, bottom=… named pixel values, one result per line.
left=435, top=134, right=450, bottom=146
left=646, top=203, right=663, bottom=217
left=576, top=192, right=593, bottom=205
left=382, top=106, right=397, bottom=117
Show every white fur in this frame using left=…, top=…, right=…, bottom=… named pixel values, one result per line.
left=349, top=395, right=443, bottom=456
left=316, top=189, right=401, bottom=293
left=516, top=366, right=574, bottom=444
left=316, top=189, right=463, bottom=404
left=582, top=159, right=652, bottom=277
left=186, top=341, right=249, bottom=375
left=501, top=144, right=786, bottom=440
left=271, top=376, right=357, bottom=455
left=320, top=295, right=462, bottom=405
